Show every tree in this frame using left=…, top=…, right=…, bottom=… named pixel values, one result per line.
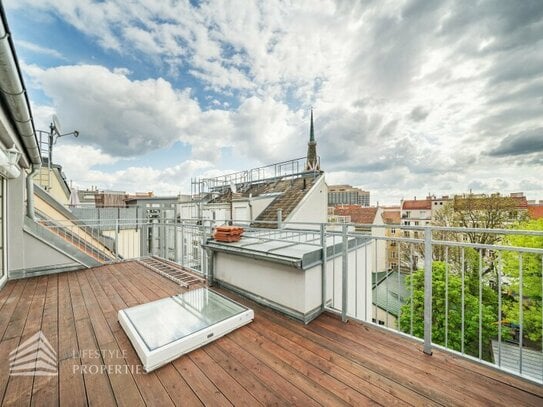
left=501, top=219, right=543, bottom=344
left=399, top=261, right=498, bottom=361
left=433, top=194, right=528, bottom=245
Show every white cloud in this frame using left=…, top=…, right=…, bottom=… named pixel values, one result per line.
left=7, top=0, right=543, bottom=203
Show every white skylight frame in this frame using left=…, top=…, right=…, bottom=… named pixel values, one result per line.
left=118, top=287, right=254, bottom=372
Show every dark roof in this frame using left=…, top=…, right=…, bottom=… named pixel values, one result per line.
left=372, top=271, right=409, bottom=317
left=253, top=175, right=319, bottom=228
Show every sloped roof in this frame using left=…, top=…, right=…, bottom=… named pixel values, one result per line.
left=528, top=205, right=543, bottom=219
left=402, top=200, right=432, bottom=210
left=333, top=206, right=378, bottom=224
left=382, top=210, right=400, bottom=224
left=253, top=175, right=319, bottom=228
left=372, top=271, right=409, bottom=317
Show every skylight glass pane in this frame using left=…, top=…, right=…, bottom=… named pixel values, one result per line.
left=123, top=287, right=246, bottom=351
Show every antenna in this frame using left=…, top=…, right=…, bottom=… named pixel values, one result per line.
left=52, top=114, right=62, bottom=135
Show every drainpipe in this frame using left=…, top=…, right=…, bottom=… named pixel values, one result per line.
left=0, top=8, right=42, bottom=167
left=26, top=163, right=41, bottom=220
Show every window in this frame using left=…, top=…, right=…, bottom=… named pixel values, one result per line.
left=378, top=320, right=385, bottom=326
left=414, top=221, right=419, bottom=226
left=404, top=231, right=410, bottom=237
left=390, top=228, right=396, bottom=234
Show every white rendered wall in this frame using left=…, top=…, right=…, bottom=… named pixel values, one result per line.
left=287, top=176, right=328, bottom=229
left=215, top=253, right=313, bottom=316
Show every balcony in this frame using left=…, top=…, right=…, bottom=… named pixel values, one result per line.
left=1, top=262, right=541, bottom=405
left=2, top=216, right=543, bottom=405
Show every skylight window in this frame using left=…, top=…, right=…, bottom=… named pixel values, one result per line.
left=119, top=287, right=254, bottom=372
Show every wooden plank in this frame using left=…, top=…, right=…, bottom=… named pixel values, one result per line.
left=74, top=317, right=117, bottom=406
left=2, top=278, right=37, bottom=340
left=79, top=269, right=146, bottom=407
left=250, top=309, right=436, bottom=406
left=154, top=364, right=204, bottom=407
left=2, top=276, right=48, bottom=406
left=249, top=317, right=413, bottom=406
left=216, top=336, right=320, bottom=407
left=0, top=280, right=27, bottom=341
left=316, top=315, right=543, bottom=406
left=188, top=348, right=262, bottom=406
left=231, top=327, right=367, bottom=406
left=32, top=274, right=59, bottom=407
left=112, top=327, right=175, bottom=407
left=203, top=343, right=288, bottom=406
left=215, top=288, right=466, bottom=406
left=0, top=281, right=16, bottom=311
left=0, top=337, right=19, bottom=405
left=57, top=272, right=87, bottom=407
left=172, top=356, right=232, bottom=407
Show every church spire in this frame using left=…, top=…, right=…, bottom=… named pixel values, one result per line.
left=305, top=107, right=320, bottom=171
left=309, top=108, right=315, bottom=142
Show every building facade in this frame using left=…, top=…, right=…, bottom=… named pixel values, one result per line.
left=328, top=185, right=370, bottom=206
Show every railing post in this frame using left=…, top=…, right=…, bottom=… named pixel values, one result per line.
left=114, top=219, right=119, bottom=260
left=277, top=209, right=283, bottom=229
left=180, top=220, right=185, bottom=267
left=423, top=226, right=433, bottom=355
left=174, top=206, right=179, bottom=263
left=320, top=223, right=327, bottom=311
left=342, top=223, right=348, bottom=322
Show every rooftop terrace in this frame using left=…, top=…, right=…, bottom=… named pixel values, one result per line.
left=1, top=262, right=541, bottom=406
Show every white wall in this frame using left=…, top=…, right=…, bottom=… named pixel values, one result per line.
left=287, top=175, right=328, bottom=229
left=327, top=241, right=373, bottom=322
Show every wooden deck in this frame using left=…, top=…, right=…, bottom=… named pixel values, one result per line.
left=0, top=262, right=542, bottom=406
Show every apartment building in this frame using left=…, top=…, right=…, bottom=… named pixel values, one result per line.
left=328, top=184, right=370, bottom=206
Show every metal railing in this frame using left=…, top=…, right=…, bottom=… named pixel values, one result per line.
left=38, top=215, right=543, bottom=383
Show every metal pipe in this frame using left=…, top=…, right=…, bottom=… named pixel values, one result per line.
left=26, top=163, right=41, bottom=220
left=341, top=223, right=348, bottom=322
left=0, top=8, right=41, bottom=166
left=423, top=227, right=433, bottom=355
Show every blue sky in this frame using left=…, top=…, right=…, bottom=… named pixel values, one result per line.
left=4, top=0, right=543, bottom=204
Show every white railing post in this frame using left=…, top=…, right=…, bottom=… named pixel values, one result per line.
left=320, top=223, right=327, bottom=311
left=114, top=219, right=119, bottom=261
left=423, top=226, right=433, bottom=355
left=342, top=223, right=348, bottom=322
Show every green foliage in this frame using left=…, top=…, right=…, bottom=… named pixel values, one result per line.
left=502, top=219, right=543, bottom=343
left=400, top=262, right=498, bottom=361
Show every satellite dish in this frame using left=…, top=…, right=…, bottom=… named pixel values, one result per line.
left=52, top=114, right=62, bottom=135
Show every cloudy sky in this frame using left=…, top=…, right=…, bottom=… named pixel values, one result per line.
left=5, top=0, right=543, bottom=204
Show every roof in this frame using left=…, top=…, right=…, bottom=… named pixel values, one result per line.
left=402, top=200, right=432, bottom=210
left=333, top=206, right=378, bottom=224
left=382, top=210, right=400, bottom=224
left=528, top=205, right=543, bottom=219
left=492, top=340, right=543, bottom=382
left=372, top=271, right=409, bottom=317
left=205, top=228, right=370, bottom=270
left=253, top=175, right=319, bottom=228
